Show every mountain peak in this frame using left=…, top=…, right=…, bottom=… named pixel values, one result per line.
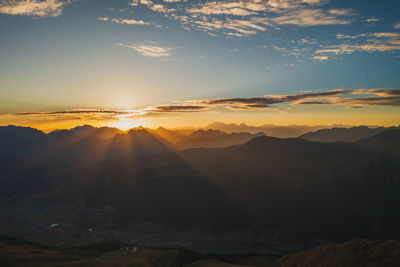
left=0, top=125, right=45, bottom=136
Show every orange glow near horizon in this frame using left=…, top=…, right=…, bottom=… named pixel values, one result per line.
left=0, top=106, right=399, bottom=133
left=107, top=116, right=148, bottom=131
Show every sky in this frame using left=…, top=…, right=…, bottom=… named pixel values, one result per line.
left=0, top=0, right=399, bottom=131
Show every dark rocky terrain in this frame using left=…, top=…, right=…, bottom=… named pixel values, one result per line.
left=1, top=236, right=399, bottom=267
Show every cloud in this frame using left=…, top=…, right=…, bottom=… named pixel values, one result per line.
left=114, top=42, right=173, bottom=57
left=297, top=100, right=332, bottom=105
left=313, top=55, right=328, bottom=60
left=328, top=8, right=356, bottom=16
left=140, top=0, right=153, bottom=5
left=301, top=0, right=327, bottom=4
left=0, top=0, right=69, bottom=17
left=12, top=109, right=134, bottom=122
left=315, top=44, right=355, bottom=55
left=192, top=17, right=269, bottom=37
left=133, top=0, right=176, bottom=13
left=187, top=1, right=266, bottom=16
left=150, top=105, right=207, bottom=112
left=9, top=89, right=400, bottom=123
left=151, top=88, right=400, bottom=110
left=295, top=89, right=400, bottom=107
left=314, top=32, right=400, bottom=58
left=129, top=0, right=139, bottom=6
left=338, top=96, right=400, bottom=107
left=190, top=3, right=355, bottom=36
left=268, top=31, right=400, bottom=62
left=123, top=0, right=356, bottom=37
left=394, top=21, right=400, bottom=29
left=98, top=16, right=109, bottom=21
left=366, top=17, right=380, bottom=23
left=15, top=109, right=131, bottom=116
left=372, top=32, right=400, bottom=38
left=351, top=88, right=400, bottom=97
left=111, top=18, right=151, bottom=25
left=271, top=8, right=354, bottom=26
left=196, top=90, right=348, bottom=109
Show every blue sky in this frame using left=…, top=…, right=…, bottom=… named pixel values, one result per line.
left=0, top=0, right=399, bottom=130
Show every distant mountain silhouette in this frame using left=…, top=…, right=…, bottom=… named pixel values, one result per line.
left=0, top=125, right=173, bottom=160
left=204, top=122, right=339, bottom=138
left=299, top=126, right=393, bottom=142
left=47, top=125, right=121, bottom=144
left=0, top=125, right=177, bottom=198
left=177, top=129, right=265, bottom=148
left=150, top=126, right=188, bottom=143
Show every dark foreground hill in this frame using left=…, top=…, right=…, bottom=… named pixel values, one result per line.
left=1, top=126, right=400, bottom=254
left=0, top=236, right=399, bottom=267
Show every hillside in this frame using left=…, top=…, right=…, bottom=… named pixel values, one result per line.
left=0, top=237, right=398, bottom=267
left=358, top=129, right=400, bottom=154
left=1, top=125, right=400, bottom=254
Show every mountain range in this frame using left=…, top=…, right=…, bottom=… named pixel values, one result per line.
left=1, top=124, right=400, bottom=255
left=201, top=122, right=349, bottom=138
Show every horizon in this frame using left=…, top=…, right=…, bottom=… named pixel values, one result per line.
left=3, top=121, right=399, bottom=136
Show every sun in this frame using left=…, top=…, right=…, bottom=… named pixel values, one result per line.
left=112, top=121, right=142, bottom=131
left=107, top=115, right=147, bottom=131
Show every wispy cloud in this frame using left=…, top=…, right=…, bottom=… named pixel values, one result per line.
left=111, top=18, right=151, bottom=25
left=313, top=55, right=328, bottom=60
left=140, top=89, right=400, bottom=112
left=0, top=0, right=69, bottom=17
left=12, top=109, right=135, bottom=122
left=97, top=16, right=109, bottom=21
left=314, top=32, right=400, bottom=59
left=113, top=42, right=173, bottom=57
left=200, top=90, right=348, bottom=109
left=15, top=110, right=131, bottom=116
left=199, top=89, right=400, bottom=109
left=129, top=0, right=139, bottom=6
left=123, top=0, right=357, bottom=37
left=112, top=1, right=398, bottom=62
left=271, top=8, right=354, bottom=26
left=150, top=105, right=207, bottom=112
left=366, top=17, right=380, bottom=23
left=132, top=0, right=176, bottom=13
left=187, top=1, right=265, bottom=16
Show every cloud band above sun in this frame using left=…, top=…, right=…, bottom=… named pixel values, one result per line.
left=5, top=88, right=399, bottom=123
